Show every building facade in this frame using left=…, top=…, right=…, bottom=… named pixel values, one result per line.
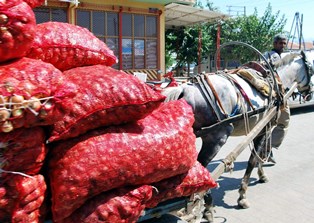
left=33, top=1, right=195, bottom=79
left=34, top=0, right=226, bottom=79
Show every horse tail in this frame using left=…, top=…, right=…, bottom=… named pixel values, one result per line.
left=161, top=86, right=184, bottom=102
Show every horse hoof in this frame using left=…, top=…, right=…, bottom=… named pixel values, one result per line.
left=203, top=210, right=214, bottom=223
left=259, top=176, right=269, bottom=183
left=238, top=199, right=250, bottom=209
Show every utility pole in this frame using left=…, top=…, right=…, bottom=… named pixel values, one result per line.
left=216, top=23, right=221, bottom=70
left=226, top=5, right=246, bottom=16
left=287, top=12, right=305, bottom=50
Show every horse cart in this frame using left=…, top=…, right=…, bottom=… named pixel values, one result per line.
left=136, top=86, right=297, bottom=223
left=133, top=42, right=313, bottom=223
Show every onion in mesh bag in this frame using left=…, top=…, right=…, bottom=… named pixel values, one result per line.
left=49, top=99, right=197, bottom=221
left=27, top=21, right=117, bottom=71
left=0, top=57, right=77, bottom=133
left=0, top=0, right=36, bottom=63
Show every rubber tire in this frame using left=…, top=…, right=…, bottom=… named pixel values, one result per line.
left=143, top=214, right=188, bottom=223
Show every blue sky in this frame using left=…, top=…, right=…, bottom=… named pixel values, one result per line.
left=200, top=0, right=314, bottom=41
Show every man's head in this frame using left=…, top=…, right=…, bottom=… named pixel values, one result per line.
left=273, top=34, right=287, bottom=54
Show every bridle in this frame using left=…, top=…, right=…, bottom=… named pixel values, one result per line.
left=297, top=51, right=313, bottom=101
left=270, top=51, right=313, bottom=102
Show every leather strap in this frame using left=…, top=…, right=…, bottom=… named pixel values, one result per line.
left=195, top=75, right=222, bottom=121
left=204, top=73, right=228, bottom=115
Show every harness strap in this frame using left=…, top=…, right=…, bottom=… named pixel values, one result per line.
left=301, top=50, right=313, bottom=86
left=222, top=73, right=255, bottom=111
left=204, top=73, right=228, bottom=115
left=195, top=75, right=222, bottom=121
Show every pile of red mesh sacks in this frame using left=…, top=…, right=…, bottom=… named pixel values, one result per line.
left=0, top=1, right=217, bottom=223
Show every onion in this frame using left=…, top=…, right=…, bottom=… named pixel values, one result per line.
left=0, top=109, right=10, bottom=121
left=1, top=121, right=13, bottom=133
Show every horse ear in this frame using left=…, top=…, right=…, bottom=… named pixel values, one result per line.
left=272, top=58, right=283, bottom=68
left=301, top=50, right=306, bottom=59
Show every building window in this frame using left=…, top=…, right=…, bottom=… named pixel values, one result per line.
left=76, top=9, right=158, bottom=70
left=33, top=7, right=68, bottom=24
left=76, top=10, right=119, bottom=69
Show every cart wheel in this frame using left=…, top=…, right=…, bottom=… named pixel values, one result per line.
left=144, top=214, right=188, bottom=223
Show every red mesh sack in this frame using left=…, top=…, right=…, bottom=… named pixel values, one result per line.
left=49, top=99, right=197, bottom=221
left=23, top=0, right=44, bottom=8
left=62, top=185, right=153, bottom=223
left=0, top=57, right=77, bottom=133
left=0, top=0, right=36, bottom=63
left=26, top=21, right=117, bottom=71
left=0, top=174, right=47, bottom=223
left=48, top=65, right=165, bottom=142
left=147, top=161, right=218, bottom=208
left=0, top=127, right=47, bottom=181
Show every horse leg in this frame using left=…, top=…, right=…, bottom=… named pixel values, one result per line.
left=197, top=124, right=233, bottom=222
left=237, top=152, right=258, bottom=209
left=197, top=124, right=234, bottom=167
left=238, top=132, right=267, bottom=209
left=258, top=129, right=272, bottom=183
left=257, top=162, right=269, bottom=183
left=202, top=190, right=215, bottom=223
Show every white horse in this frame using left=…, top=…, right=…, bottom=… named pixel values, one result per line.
left=286, top=50, right=314, bottom=106
left=161, top=51, right=313, bottom=221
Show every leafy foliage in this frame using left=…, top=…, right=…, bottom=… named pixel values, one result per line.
left=165, top=2, right=287, bottom=71
left=218, top=4, right=286, bottom=63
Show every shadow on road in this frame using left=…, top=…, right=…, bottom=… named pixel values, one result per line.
left=209, top=161, right=262, bottom=209
left=290, top=104, right=314, bottom=116
left=209, top=159, right=276, bottom=210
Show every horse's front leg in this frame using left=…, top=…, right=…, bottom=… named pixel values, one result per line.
left=238, top=132, right=267, bottom=209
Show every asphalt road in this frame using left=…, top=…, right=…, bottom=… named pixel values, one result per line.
left=205, top=104, right=314, bottom=223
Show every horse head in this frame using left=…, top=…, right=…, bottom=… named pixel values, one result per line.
left=273, top=51, right=313, bottom=100
left=299, top=51, right=314, bottom=100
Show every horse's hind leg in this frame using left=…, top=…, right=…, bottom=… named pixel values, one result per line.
left=203, top=190, right=214, bottom=223
left=238, top=133, right=267, bottom=209
left=197, top=124, right=234, bottom=167
left=197, top=124, right=233, bottom=222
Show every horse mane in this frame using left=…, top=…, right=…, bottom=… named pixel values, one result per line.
left=161, top=86, right=184, bottom=102
left=272, top=52, right=300, bottom=68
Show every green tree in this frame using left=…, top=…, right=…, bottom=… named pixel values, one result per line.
left=165, top=2, right=287, bottom=72
left=165, top=25, right=214, bottom=75
left=217, top=3, right=287, bottom=64
left=194, top=0, right=218, bottom=11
